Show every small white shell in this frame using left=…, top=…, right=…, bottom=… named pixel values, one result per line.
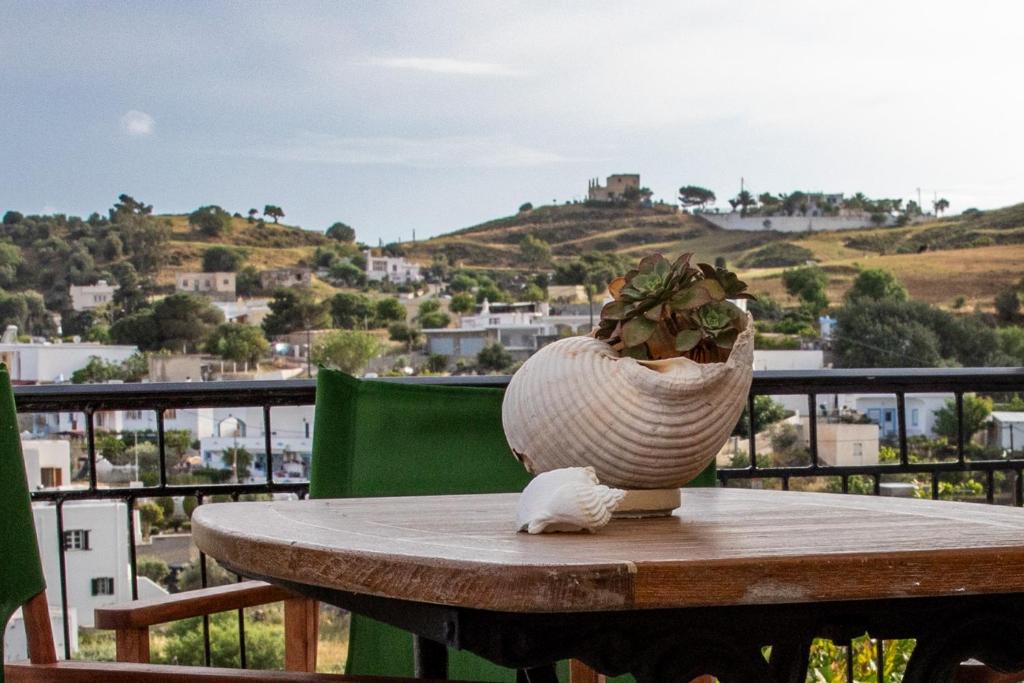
left=516, top=467, right=625, bottom=534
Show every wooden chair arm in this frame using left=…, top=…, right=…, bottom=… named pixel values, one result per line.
left=95, top=581, right=296, bottom=630
left=5, top=660, right=461, bottom=682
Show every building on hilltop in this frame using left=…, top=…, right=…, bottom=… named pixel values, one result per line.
left=175, top=272, right=236, bottom=301
left=363, top=250, right=422, bottom=284
left=587, top=174, right=642, bottom=201
left=69, top=280, right=119, bottom=312
left=260, top=267, right=312, bottom=290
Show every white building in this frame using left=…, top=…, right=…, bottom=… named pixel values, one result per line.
left=364, top=250, right=421, bottom=284
left=69, top=281, right=119, bottom=312
left=199, top=406, right=314, bottom=481
left=990, top=412, right=1024, bottom=451
left=4, top=602, right=76, bottom=663
left=175, top=271, right=236, bottom=301
left=213, top=298, right=271, bottom=327
left=21, top=438, right=71, bottom=490
left=0, top=338, right=137, bottom=384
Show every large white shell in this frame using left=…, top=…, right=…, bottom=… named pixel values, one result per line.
left=516, top=467, right=625, bottom=534
left=502, top=313, right=754, bottom=489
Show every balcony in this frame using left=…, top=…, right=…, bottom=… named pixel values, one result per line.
left=9, top=367, right=1024, bottom=680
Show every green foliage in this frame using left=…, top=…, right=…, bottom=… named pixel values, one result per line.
left=733, top=395, right=788, bottom=438
left=71, top=352, right=148, bottom=383
left=387, top=322, right=421, bottom=347
left=518, top=202, right=533, bottom=212
left=739, top=242, right=814, bottom=268
left=594, top=253, right=752, bottom=363
left=205, top=323, right=268, bottom=364
left=995, top=288, right=1021, bottom=323
left=998, top=326, right=1024, bottom=365
left=781, top=266, right=828, bottom=311
left=373, top=297, right=405, bottom=324
left=424, top=353, right=448, bottom=373
left=311, top=330, right=382, bottom=375
left=933, top=394, right=993, bottom=441
left=3, top=210, right=24, bottom=225
left=845, top=268, right=908, bottom=303
left=137, top=501, right=164, bottom=536
left=449, top=293, right=476, bottom=314
left=0, top=289, right=57, bottom=336
left=201, top=246, right=245, bottom=272
left=478, top=343, right=514, bottom=372
left=188, top=205, right=233, bottom=237
left=678, top=185, right=716, bottom=209
left=235, top=265, right=261, bottom=297
left=522, top=284, right=546, bottom=302
left=447, top=273, right=476, bottom=293
left=154, top=611, right=284, bottom=669
left=518, top=234, right=551, bottom=267
left=111, top=294, right=224, bottom=352
left=326, top=222, right=355, bottom=242
left=805, top=636, right=913, bottom=682
left=136, top=556, right=169, bottom=586
left=329, top=261, right=365, bottom=287
left=416, top=299, right=451, bottom=329
left=553, top=252, right=632, bottom=288
left=261, top=288, right=330, bottom=336
left=221, top=447, right=252, bottom=480
left=330, top=292, right=374, bottom=329
left=475, top=283, right=509, bottom=304
left=0, top=242, right=23, bottom=288
left=263, top=205, right=284, bottom=224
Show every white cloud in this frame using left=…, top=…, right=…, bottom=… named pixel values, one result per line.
left=120, top=110, right=155, bottom=137
left=234, top=133, right=568, bottom=168
left=371, top=57, right=523, bottom=77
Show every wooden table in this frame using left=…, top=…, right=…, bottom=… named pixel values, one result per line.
left=193, top=488, right=1024, bottom=682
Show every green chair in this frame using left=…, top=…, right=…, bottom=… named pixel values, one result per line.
left=309, top=369, right=716, bottom=682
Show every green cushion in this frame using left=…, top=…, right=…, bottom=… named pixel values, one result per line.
left=0, top=365, right=47, bottom=677
left=310, top=368, right=715, bottom=682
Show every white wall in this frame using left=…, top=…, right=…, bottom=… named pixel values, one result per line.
left=699, top=213, right=894, bottom=232
left=33, top=501, right=140, bottom=628
left=21, top=439, right=71, bottom=490
left=4, top=605, right=76, bottom=662
left=0, top=344, right=137, bottom=384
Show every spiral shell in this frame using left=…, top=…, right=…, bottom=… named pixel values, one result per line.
left=502, top=313, right=754, bottom=489
left=516, top=467, right=625, bottom=534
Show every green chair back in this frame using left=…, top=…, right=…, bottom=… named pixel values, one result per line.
left=0, top=365, right=48, bottom=677
left=310, top=368, right=715, bottom=682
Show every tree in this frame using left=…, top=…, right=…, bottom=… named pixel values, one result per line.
left=449, top=293, right=476, bottom=314
left=111, top=262, right=150, bottom=316
left=330, top=292, right=374, bottom=329
left=519, top=235, right=551, bottom=267
left=522, top=284, right=546, bottom=302
left=424, top=353, right=448, bottom=373
left=221, top=446, right=252, bottom=481
left=201, top=246, right=245, bottom=272
left=261, top=288, right=330, bottom=336
left=475, top=283, right=509, bottom=304
left=2, top=211, right=23, bottom=225
left=205, top=323, right=268, bottom=364
left=477, top=343, right=513, bottom=372
left=995, top=288, right=1021, bottom=323
left=519, top=202, right=533, bottom=212
left=0, top=243, right=23, bottom=289
left=373, top=297, right=405, bottom=324
left=388, top=322, right=421, bottom=349
left=933, top=197, right=950, bottom=216
left=236, top=265, right=261, bottom=297
left=781, top=266, right=829, bottom=311
left=732, top=396, right=788, bottom=438
left=247, top=208, right=258, bottom=224
left=311, top=330, right=382, bottom=375
left=136, top=556, right=169, bottom=586
left=934, top=394, right=993, bottom=441
left=845, top=269, right=908, bottom=303
left=678, top=185, right=716, bottom=210
left=151, top=294, right=224, bottom=351
left=188, top=205, right=232, bottom=237
left=155, top=611, right=283, bottom=670
left=732, top=190, right=756, bottom=217
left=329, top=261, right=365, bottom=287
left=263, top=205, right=284, bottom=224
left=416, top=299, right=450, bottom=329
left=0, top=290, right=57, bottom=336
left=71, top=353, right=148, bottom=383
left=326, top=222, right=355, bottom=242
left=137, top=501, right=164, bottom=537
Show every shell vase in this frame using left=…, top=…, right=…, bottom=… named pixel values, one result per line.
left=502, top=313, right=754, bottom=516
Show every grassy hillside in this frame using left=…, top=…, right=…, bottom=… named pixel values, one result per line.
left=402, top=202, right=1024, bottom=310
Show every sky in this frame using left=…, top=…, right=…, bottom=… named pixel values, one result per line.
left=3, top=1, right=1024, bottom=245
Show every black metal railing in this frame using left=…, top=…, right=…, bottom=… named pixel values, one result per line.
left=14, top=367, right=1024, bottom=677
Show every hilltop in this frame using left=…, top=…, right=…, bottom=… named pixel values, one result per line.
left=401, top=201, right=1024, bottom=309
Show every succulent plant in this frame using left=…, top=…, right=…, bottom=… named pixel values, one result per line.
left=593, top=252, right=753, bottom=363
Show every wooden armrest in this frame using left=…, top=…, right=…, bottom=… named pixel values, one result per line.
left=95, top=581, right=297, bottom=629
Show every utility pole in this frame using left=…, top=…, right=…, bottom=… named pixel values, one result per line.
left=917, top=187, right=922, bottom=212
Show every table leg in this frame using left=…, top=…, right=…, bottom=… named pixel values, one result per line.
left=414, top=634, right=448, bottom=679
left=768, top=638, right=811, bottom=683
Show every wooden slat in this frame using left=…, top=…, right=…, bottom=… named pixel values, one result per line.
left=22, top=592, right=57, bottom=665
left=284, top=598, right=319, bottom=672
left=95, top=581, right=295, bottom=629
left=4, top=660, right=464, bottom=682
left=192, top=489, right=1024, bottom=612
left=115, top=627, right=150, bottom=663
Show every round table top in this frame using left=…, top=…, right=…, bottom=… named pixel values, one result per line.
left=192, top=488, right=1024, bottom=613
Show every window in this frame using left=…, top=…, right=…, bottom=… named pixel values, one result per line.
left=223, top=279, right=229, bottom=285
left=911, top=409, right=920, bottom=427
left=181, top=279, right=188, bottom=287
left=91, top=577, right=114, bottom=596
left=40, top=467, right=62, bottom=488
left=63, top=529, right=90, bottom=550
left=852, top=442, right=863, bottom=460
left=165, top=409, right=177, bottom=419
left=126, top=410, right=143, bottom=419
